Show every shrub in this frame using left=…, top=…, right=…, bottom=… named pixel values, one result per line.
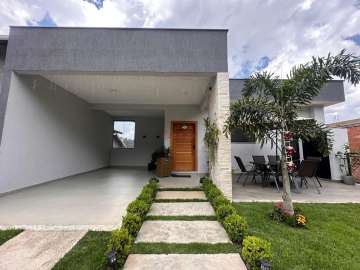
left=216, top=204, right=236, bottom=222
left=212, top=194, right=230, bottom=209
left=241, top=236, right=272, bottom=270
left=127, top=199, right=150, bottom=219
left=223, top=214, right=248, bottom=244
left=108, top=228, right=132, bottom=267
left=121, top=213, right=142, bottom=237
left=270, top=202, right=307, bottom=227
left=207, top=187, right=222, bottom=202
left=137, top=190, right=153, bottom=204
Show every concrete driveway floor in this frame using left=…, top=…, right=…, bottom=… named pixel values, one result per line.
left=0, top=167, right=151, bottom=230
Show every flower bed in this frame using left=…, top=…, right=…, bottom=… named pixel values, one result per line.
left=201, top=177, right=272, bottom=269
left=107, top=177, right=159, bottom=268
left=270, top=201, right=307, bottom=227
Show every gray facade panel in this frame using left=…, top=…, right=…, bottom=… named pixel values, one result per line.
left=5, top=27, right=228, bottom=73
left=229, top=79, right=345, bottom=105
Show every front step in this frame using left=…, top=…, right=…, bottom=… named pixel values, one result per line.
left=156, top=191, right=207, bottom=200
left=135, top=221, right=230, bottom=244
left=148, top=202, right=215, bottom=217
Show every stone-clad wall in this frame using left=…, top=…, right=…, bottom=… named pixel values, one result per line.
left=208, top=72, right=232, bottom=199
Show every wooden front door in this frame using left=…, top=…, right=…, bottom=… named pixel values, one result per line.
left=171, top=122, right=196, bottom=171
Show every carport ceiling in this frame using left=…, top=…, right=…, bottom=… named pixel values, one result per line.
left=41, top=73, right=212, bottom=105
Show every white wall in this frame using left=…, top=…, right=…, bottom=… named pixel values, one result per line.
left=164, top=105, right=208, bottom=173
left=111, top=116, right=164, bottom=167
left=0, top=74, right=113, bottom=193
left=329, top=128, right=348, bottom=181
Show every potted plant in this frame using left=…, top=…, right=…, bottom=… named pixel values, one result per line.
left=335, top=144, right=356, bottom=185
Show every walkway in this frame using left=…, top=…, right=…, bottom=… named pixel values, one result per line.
left=0, top=230, right=86, bottom=270
left=124, top=176, right=247, bottom=270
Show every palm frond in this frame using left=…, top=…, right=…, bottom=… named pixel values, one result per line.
left=242, top=71, right=281, bottom=99
left=224, top=97, right=280, bottom=145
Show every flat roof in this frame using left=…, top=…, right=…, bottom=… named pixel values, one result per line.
left=10, top=26, right=228, bottom=32
left=328, top=118, right=360, bottom=128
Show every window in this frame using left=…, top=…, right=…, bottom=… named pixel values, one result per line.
left=231, top=128, right=256, bottom=143
left=113, top=121, right=135, bottom=148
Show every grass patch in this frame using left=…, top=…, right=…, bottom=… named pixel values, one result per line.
left=52, top=231, right=111, bottom=270
left=132, top=242, right=239, bottom=254
left=155, top=199, right=208, bottom=203
left=0, top=229, right=23, bottom=246
left=145, top=215, right=217, bottom=221
left=233, top=202, right=360, bottom=270
left=158, top=187, right=202, bottom=191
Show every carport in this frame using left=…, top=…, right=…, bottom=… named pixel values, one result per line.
left=0, top=167, right=151, bottom=230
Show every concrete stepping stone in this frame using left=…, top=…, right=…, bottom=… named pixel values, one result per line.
left=156, top=191, right=206, bottom=200
left=135, top=221, right=230, bottom=244
left=124, top=254, right=247, bottom=270
left=0, top=230, right=86, bottom=270
left=148, top=202, right=215, bottom=216
left=159, top=178, right=200, bottom=189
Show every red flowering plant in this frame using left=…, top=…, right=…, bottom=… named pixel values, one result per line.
left=270, top=201, right=307, bottom=228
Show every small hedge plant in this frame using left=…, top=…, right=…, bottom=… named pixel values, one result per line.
left=107, top=177, right=158, bottom=268
left=216, top=204, right=236, bottom=223
left=121, top=213, right=142, bottom=237
left=223, top=214, right=248, bottom=244
left=127, top=199, right=150, bottom=220
left=107, top=228, right=132, bottom=267
left=241, top=236, right=272, bottom=270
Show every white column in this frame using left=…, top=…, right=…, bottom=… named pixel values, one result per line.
left=208, top=73, right=232, bottom=199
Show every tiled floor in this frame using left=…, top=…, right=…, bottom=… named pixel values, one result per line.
left=232, top=174, right=360, bottom=203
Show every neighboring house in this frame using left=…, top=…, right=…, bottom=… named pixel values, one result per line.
left=328, top=118, right=360, bottom=182
left=0, top=27, right=345, bottom=199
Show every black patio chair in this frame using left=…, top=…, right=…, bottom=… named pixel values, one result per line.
left=252, top=155, right=269, bottom=185
left=306, top=156, right=323, bottom=187
left=234, top=156, right=255, bottom=186
left=267, top=155, right=281, bottom=192
left=296, top=160, right=321, bottom=194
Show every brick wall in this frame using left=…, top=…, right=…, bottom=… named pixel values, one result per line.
left=348, top=126, right=360, bottom=182
left=208, top=72, right=232, bottom=199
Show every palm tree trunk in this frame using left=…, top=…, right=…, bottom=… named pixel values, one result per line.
left=280, top=132, right=294, bottom=215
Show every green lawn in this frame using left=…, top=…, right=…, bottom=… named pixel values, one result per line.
left=132, top=243, right=239, bottom=254
left=233, top=202, right=360, bottom=270
left=0, top=229, right=23, bottom=246
left=52, top=231, right=111, bottom=270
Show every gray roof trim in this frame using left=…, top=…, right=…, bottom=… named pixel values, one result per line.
left=9, top=26, right=228, bottom=32
left=0, top=35, right=8, bottom=41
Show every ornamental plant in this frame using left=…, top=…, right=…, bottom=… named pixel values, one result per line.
left=223, top=214, right=248, bottom=244
left=108, top=228, right=133, bottom=267
left=241, top=236, right=272, bottom=270
left=212, top=194, right=230, bottom=209
left=270, top=202, right=307, bottom=227
left=127, top=199, right=150, bottom=220
left=216, top=204, right=236, bottom=223
left=225, top=50, right=360, bottom=214
left=121, top=213, right=142, bottom=237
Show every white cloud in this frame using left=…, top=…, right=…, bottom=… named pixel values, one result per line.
left=0, top=0, right=360, bottom=122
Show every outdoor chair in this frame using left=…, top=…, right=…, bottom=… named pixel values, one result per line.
left=234, top=156, right=255, bottom=186
left=296, top=160, right=321, bottom=194
left=267, top=155, right=281, bottom=192
left=252, top=155, right=269, bottom=185
left=306, top=156, right=323, bottom=187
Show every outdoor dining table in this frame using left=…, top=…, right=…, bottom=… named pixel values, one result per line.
left=250, top=160, right=302, bottom=193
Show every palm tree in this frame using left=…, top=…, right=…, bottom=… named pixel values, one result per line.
left=224, top=50, right=360, bottom=214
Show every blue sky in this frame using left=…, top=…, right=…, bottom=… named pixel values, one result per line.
left=0, top=0, right=359, bottom=123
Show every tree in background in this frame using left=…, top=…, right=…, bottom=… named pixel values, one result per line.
left=224, top=50, right=360, bottom=214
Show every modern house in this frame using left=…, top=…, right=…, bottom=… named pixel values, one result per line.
left=0, top=27, right=345, bottom=199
